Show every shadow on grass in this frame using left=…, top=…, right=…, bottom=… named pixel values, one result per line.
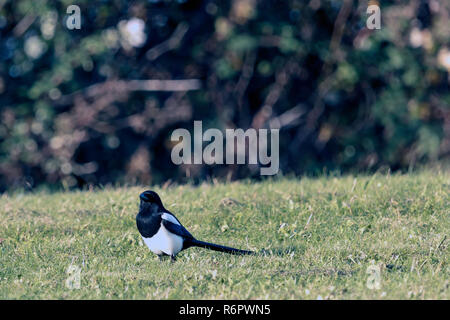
left=256, top=245, right=303, bottom=257
left=255, top=246, right=356, bottom=277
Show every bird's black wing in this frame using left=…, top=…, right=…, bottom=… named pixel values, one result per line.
left=162, top=219, right=195, bottom=240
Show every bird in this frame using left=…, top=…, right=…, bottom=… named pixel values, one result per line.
left=136, top=190, right=254, bottom=261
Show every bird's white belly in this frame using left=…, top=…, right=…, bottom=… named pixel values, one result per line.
left=142, top=224, right=183, bottom=256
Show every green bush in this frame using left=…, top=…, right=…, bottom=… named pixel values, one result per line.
left=0, top=0, right=449, bottom=190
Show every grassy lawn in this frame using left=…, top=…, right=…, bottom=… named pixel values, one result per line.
left=0, top=170, right=448, bottom=299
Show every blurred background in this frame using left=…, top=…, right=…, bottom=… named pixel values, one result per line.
left=0, top=0, right=449, bottom=191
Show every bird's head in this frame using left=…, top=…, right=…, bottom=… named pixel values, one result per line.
left=139, top=190, right=164, bottom=212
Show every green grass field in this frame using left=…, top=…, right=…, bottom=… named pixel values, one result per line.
left=0, top=170, right=449, bottom=299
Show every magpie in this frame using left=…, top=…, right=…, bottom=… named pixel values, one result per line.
left=136, top=190, right=254, bottom=261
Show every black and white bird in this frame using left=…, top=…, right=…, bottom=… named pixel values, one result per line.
left=136, top=190, right=253, bottom=261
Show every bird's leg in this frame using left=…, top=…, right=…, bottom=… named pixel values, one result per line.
left=170, top=255, right=177, bottom=263
left=157, top=255, right=163, bottom=262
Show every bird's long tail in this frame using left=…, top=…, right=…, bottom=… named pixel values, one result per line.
left=185, top=239, right=254, bottom=255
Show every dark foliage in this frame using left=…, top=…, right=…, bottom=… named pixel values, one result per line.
left=0, top=0, right=449, bottom=191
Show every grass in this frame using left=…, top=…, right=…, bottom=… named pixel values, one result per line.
left=0, top=170, right=449, bottom=299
